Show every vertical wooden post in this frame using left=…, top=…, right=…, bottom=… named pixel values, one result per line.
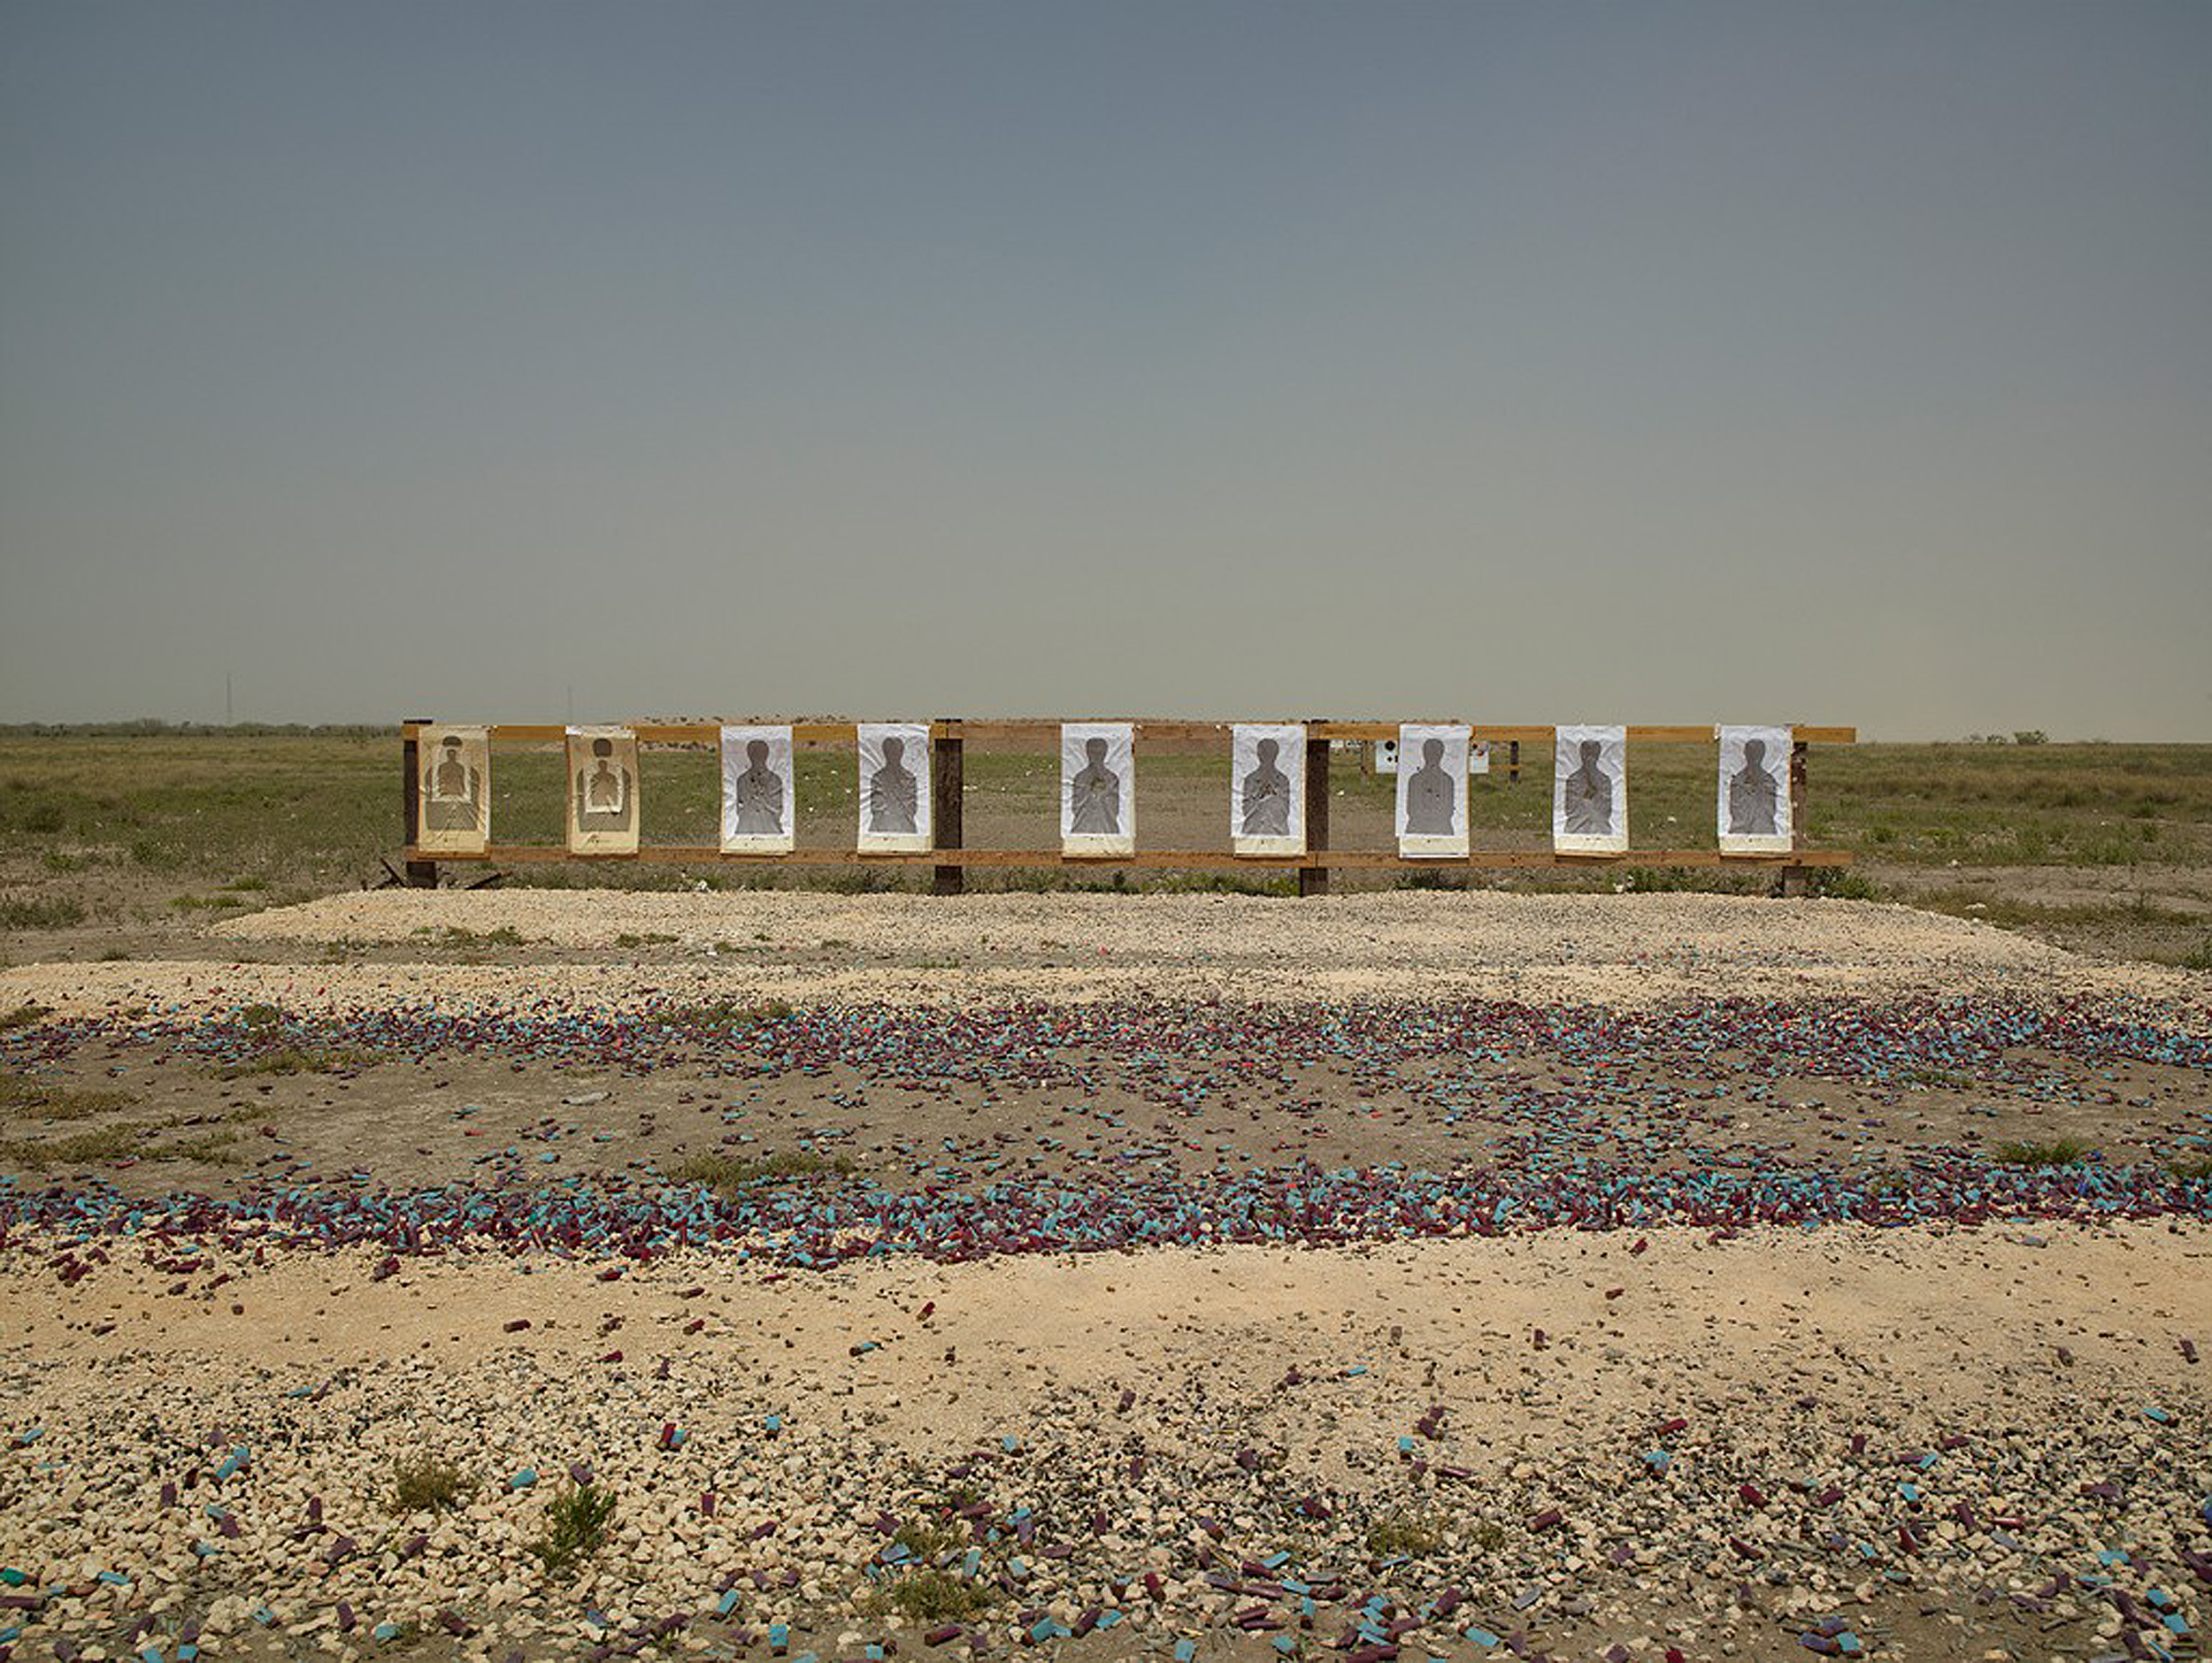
left=1299, top=728, right=1331, bottom=897
left=1779, top=737, right=1810, bottom=898
left=401, top=717, right=438, bottom=887
left=1508, top=740, right=1521, bottom=785
left=932, top=720, right=964, bottom=896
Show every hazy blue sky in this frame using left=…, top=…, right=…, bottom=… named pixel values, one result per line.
left=3, top=2, right=2206, bottom=737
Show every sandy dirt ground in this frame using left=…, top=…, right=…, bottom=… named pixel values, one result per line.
left=1, top=986, right=2208, bottom=1202
left=12, top=1222, right=2208, bottom=1465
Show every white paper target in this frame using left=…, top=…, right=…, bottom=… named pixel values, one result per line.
left=566, top=725, right=641, bottom=855
left=1395, top=724, right=1470, bottom=858
left=1717, top=724, right=1793, bottom=854
left=1061, top=723, right=1134, bottom=856
left=418, top=724, right=490, bottom=854
left=720, top=724, right=795, bottom=854
left=1553, top=724, right=1627, bottom=854
left=1231, top=724, right=1305, bottom=857
left=856, top=723, right=931, bottom=853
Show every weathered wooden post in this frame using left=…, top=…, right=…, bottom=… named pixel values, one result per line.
left=1508, top=740, right=1521, bottom=785
left=1779, top=737, right=1811, bottom=898
left=1299, top=726, right=1331, bottom=898
left=401, top=717, right=439, bottom=887
left=932, top=720, right=964, bottom=896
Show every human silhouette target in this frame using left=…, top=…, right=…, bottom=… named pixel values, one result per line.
left=1071, top=740, right=1120, bottom=833
left=1404, top=740, right=1455, bottom=833
left=417, top=725, right=489, bottom=854
left=1394, top=724, right=1470, bottom=858
left=1552, top=725, right=1626, bottom=853
left=1717, top=724, right=1793, bottom=853
left=1060, top=724, right=1134, bottom=854
left=732, top=741, right=783, bottom=833
left=720, top=725, right=795, bottom=853
left=1560, top=740, right=1612, bottom=837
left=1231, top=724, right=1306, bottom=856
left=565, top=727, right=641, bottom=854
left=857, top=723, right=931, bottom=852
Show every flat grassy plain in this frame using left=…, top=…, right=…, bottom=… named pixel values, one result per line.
left=0, top=726, right=2207, bottom=963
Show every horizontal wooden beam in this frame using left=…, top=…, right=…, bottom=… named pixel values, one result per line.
left=404, top=845, right=1852, bottom=871
left=402, top=722, right=1857, bottom=747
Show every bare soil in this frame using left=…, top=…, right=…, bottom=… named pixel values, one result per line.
left=4, top=1029, right=2207, bottom=1206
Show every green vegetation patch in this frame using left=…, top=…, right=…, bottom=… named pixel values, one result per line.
left=1365, top=1508, right=1451, bottom=1559
left=152, top=1130, right=242, bottom=1165
left=1990, top=1138, right=2096, bottom=1168
left=0, top=1101, right=244, bottom=1166
left=527, top=1483, right=618, bottom=1578
left=0, top=1122, right=149, bottom=1169
left=1901, top=1067, right=1969, bottom=1090
left=890, top=1518, right=968, bottom=1563
left=0, top=896, right=87, bottom=931
left=0, top=1071, right=136, bottom=1120
left=660, top=997, right=794, bottom=1029
left=664, top=1150, right=856, bottom=1194
left=868, top=1569, right=995, bottom=1624
left=389, top=1458, right=477, bottom=1516
left=210, top=1046, right=366, bottom=1080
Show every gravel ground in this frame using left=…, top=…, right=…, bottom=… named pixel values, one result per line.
left=2, top=891, right=2192, bottom=1015
left=216, top=890, right=2075, bottom=977
left=4, top=1226, right=2208, bottom=1663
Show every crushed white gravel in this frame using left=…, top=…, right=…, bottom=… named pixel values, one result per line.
left=0, top=890, right=2174, bottom=1016
left=4, top=1226, right=2208, bottom=1659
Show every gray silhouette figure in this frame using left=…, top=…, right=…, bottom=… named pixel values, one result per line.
left=1402, top=738, right=1456, bottom=835
left=424, top=735, right=480, bottom=832
left=732, top=740, right=786, bottom=835
left=868, top=737, right=918, bottom=835
left=1069, top=738, right=1122, bottom=835
left=1729, top=738, right=1780, bottom=836
left=575, top=737, right=634, bottom=832
left=1562, top=740, right=1615, bottom=837
left=1240, top=738, right=1292, bottom=838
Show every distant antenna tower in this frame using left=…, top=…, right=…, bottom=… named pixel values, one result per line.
left=226, top=671, right=233, bottom=724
